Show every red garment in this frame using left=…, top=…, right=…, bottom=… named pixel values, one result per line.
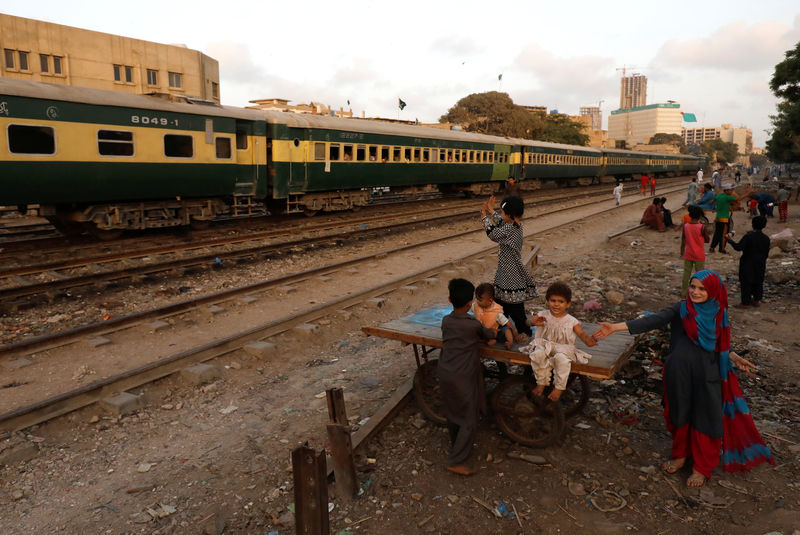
left=682, top=222, right=706, bottom=261
left=779, top=200, right=788, bottom=221
left=665, top=398, right=721, bottom=478
left=640, top=175, right=648, bottom=194
left=650, top=177, right=657, bottom=195
left=472, top=301, right=504, bottom=329
left=640, top=204, right=665, bottom=230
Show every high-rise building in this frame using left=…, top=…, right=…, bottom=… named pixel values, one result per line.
left=620, top=74, right=647, bottom=109
left=682, top=124, right=752, bottom=155
left=608, top=103, right=682, bottom=146
left=579, top=106, right=602, bottom=130
left=0, top=13, right=220, bottom=102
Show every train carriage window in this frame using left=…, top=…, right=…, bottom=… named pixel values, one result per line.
left=330, top=143, right=341, bottom=160
left=461, top=150, right=467, bottom=162
left=423, top=148, right=430, bottom=162
left=446, top=150, right=453, bottom=162
left=215, top=137, right=232, bottom=159
left=467, top=151, right=473, bottom=163
left=343, top=145, right=353, bottom=161
left=413, top=148, right=420, bottom=162
left=380, top=146, right=389, bottom=162
left=488, top=152, right=493, bottom=163
left=235, top=130, right=248, bottom=150
left=404, top=148, right=412, bottom=162
left=164, top=134, right=193, bottom=158
left=8, top=124, right=56, bottom=155
left=314, top=142, right=326, bottom=161
left=453, top=151, right=460, bottom=162
left=392, top=147, right=401, bottom=162
left=368, top=146, right=377, bottom=161
left=98, top=129, right=134, bottom=157
left=439, top=149, right=446, bottom=162
left=356, top=145, right=366, bottom=161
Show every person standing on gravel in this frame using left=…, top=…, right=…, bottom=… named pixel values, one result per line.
left=613, top=182, right=623, bottom=206
left=480, top=195, right=537, bottom=339
left=593, top=270, right=773, bottom=488
left=684, top=176, right=699, bottom=206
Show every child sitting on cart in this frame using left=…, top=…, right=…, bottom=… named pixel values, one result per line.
left=470, top=282, right=521, bottom=349
left=519, top=282, right=596, bottom=402
left=439, top=278, right=496, bottom=476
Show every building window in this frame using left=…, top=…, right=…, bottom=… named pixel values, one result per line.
left=98, top=130, right=134, bottom=156
left=4, top=49, right=14, bottom=69
left=146, top=69, right=158, bottom=86
left=8, top=124, right=56, bottom=155
left=40, top=54, right=49, bottom=73
left=211, top=82, right=219, bottom=99
left=215, top=137, right=232, bottom=159
left=168, top=72, right=182, bottom=89
left=164, top=134, right=193, bottom=158
left=113, top=64, right=121, bottom=81
left=53, top=56, right=62, bottom=75
left=125, top=66, right=133, bottom=83
left=18, top=51, right=29, bottom=71
left=113, top=64, right=134, bottom=83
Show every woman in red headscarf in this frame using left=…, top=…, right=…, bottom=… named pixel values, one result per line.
left=593, top=270, right=773, bottom=487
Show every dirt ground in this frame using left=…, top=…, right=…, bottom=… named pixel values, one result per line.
left=1, top=188, right=799, bottom=535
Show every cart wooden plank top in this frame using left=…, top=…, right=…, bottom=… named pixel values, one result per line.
left=363, top=304, right=638, bottom=380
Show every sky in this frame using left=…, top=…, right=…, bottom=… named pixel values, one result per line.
left=3, top=0, right=799, bottom=147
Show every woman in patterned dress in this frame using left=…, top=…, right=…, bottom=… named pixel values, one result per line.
left=480, top=195, right=538, bottom=338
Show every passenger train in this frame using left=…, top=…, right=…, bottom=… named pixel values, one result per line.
left=0, top=78, right=703, bottom=238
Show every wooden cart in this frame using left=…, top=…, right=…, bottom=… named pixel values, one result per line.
left=363, top=304, right=637, bottom=447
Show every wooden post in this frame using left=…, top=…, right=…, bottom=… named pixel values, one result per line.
left=326, top=423, right=358, bottom=498
left=326, top=388, right=348, bottom=424
left=292, top=446, right=329, bottom=535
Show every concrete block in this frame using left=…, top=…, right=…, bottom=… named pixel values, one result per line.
left=421, top=277, right=439, bottom=286
left=206, top=305, right=226, bottom=315
left=292, top=323, right=320, bottom=337
left=346, top=268, right=359, bottom=275
left=87, top=336, right=112, bottom=347
left=181, top=363, right=221, bottom=385
left=147, top=320, right=170, bottom=332
left=1, top=358, right=33, bottom=370
left=367, top=263, right=379, bottom=268
left=455, top=264, right=470, bottom=273
left=239, top=296, right=258, bottom=304
left=316, top=276, right=332, bottom=283
left=244, top=341, right=277, bottom=359
left=441, top=269, right=458, bottom=278
left=366, top=297, right=385, bottom=308
left=336, top=310, right=353, bottom=321
left=400, top=285, right=418, bottom=294
left=100, top=392, right=143, bottom=416
left=0, top=442, right=38, bottom=466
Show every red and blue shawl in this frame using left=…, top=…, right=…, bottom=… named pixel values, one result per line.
left=680, top=270, right=773, bottom=472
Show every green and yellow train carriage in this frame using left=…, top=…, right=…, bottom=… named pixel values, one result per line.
left=1, top=78, right=267, bottom=236
left=516, top=141, right=603, bottom=185
left=264, top=113, right=518, bottom=214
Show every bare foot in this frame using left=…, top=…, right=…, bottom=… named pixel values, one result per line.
left=686, top=470, right=706, bottom=487
left=532, top=385, right=546, bottom=397
left=504, top=340, right=513, bottom=349
left=487, top=339, right=497, bottom=346
left=447, top=464, right=475, bottom=476
left=662, top=458, right=686, bottom=474
left=548, top=389, right=564, bottom=402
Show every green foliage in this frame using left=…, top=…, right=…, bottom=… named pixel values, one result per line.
left=767, top=41, right=800, bottom=163
left=440, top=92, right=588, bottom=145
left=648, top=133, right=688, bottom=153
left=700, top=139, right=739, bottom=164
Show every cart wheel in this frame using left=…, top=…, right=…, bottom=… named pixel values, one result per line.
left=559, top=374, right=590, bottom=418
left=413, top=360, right=447, bottom=425
left=491, top=377, right=564, bottom=448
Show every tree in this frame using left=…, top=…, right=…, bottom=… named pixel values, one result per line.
left=767, top=41, right=800, bottom=163
left=439, top=92, right=588, bottom=145
left=700, top=139, right=739, bottom=165
left=648, top=133, right=688, bottom=153
left=749, top=153, right=768, bottom=168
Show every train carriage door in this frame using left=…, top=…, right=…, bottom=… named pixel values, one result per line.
left=287, top=129, right=309, bottom=193
left=519, top=146, right=527, bottom=180
left=234, top=121, right=260, bottom=195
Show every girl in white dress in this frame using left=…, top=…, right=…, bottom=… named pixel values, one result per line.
left=519, top=282, right=597, bottom=401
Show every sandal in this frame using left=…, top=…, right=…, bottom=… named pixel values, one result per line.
left=686, top=471, right=706, bottom=487
left=662, top=458, right=685, bottom=474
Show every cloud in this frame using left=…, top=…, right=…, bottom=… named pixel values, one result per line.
left=430, top=36, right=480, bottom=57
left=652, top=17, right=800, bottom=71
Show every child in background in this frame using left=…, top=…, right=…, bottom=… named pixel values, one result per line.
left=471, top=283, right=518, bottom=349
left=438, top=278, right=495, bottom=476
left=748, top=197, right=758, bottom=218
left=680, top=205, right=710, bottom=297
left=727, top=216, right=770, bottom=308
left=519, top=282, right=596, bottom=401
left=613, top=182, right=623, bottom=206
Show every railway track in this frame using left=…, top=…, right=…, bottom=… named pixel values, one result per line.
left=0, top=180, right=687, bottom=309
left=0, top=180, right=687, bottom=434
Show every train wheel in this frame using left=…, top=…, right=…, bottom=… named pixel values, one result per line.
left=190, top=219, right=212, bottom=230
left=491, top=377, right=564, bottom=447
left=412, top=360, right=447, bottom=425
left=46, top=217, right=84, bottom=237
left=303, top=209, right=319, bottom=217
left=84, top=223, right=123, bottom=241
left=559, top=374, right=590, bottom=418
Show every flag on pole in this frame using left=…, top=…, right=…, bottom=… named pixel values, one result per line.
left=498, top=74, right=503, bottom=81
left=347, top=99, right=350, bottom=106
left=681, top=112, right=697, bottom=122
left=398, top=98, right=407, bottom=110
